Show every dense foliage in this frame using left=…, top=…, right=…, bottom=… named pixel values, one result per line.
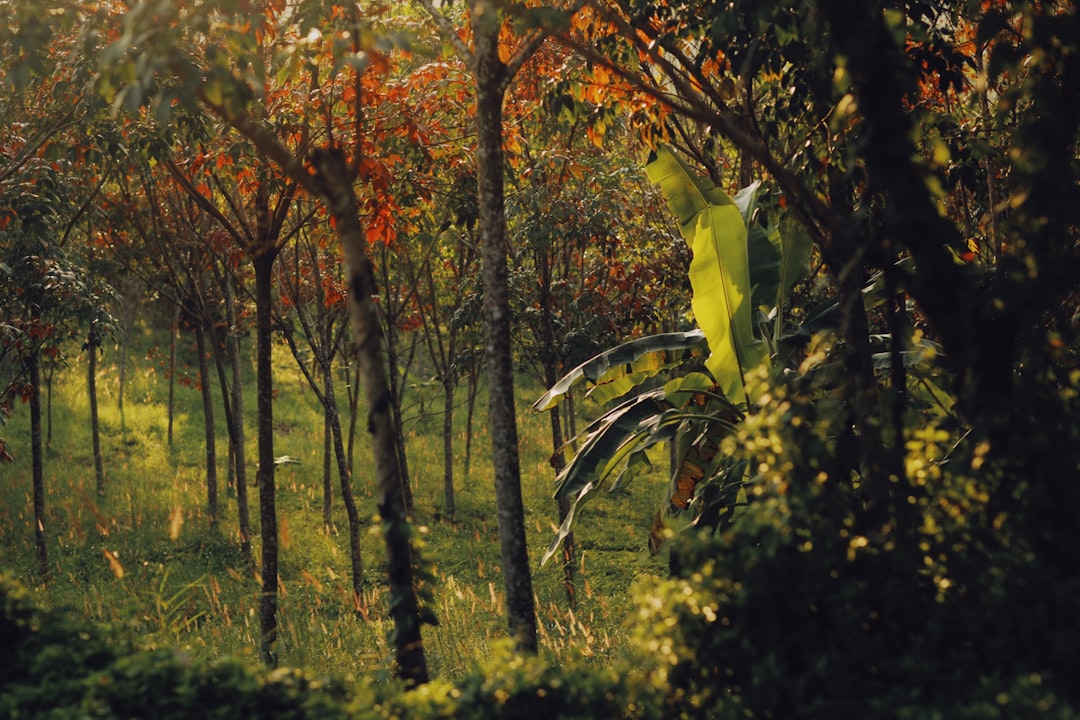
left=2, top=0, right=1078, bottom=716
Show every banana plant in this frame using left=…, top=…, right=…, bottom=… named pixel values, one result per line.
left=537, top=145, right=812, bottom=565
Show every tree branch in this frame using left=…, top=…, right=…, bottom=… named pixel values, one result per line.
left=414, top=0, right=476, bottom=68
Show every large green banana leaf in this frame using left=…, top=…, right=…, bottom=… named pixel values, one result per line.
left=646, top=146, right=768, bottom=405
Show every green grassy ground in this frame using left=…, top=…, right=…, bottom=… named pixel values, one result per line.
left=0, top=324, right=670, bottom=680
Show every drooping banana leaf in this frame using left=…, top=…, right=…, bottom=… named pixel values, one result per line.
left=532, top=329, right=707, bottom=412
left=776, top=215, right=814, bottom=321
left=552, top=389, right=672, bottom=502
left=747, top=222, right=784, bottom=314
left=541, top=373, right=722, bottom=566
left=542, top=390, right=671, bottom=565
left=647, top=146, right=768, bottom=405
left=735, top=181, right=813, bottom=321
left=645, top=389, right=743, bottom=553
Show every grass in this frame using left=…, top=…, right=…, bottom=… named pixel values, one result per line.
left=0, top=323, right=670, bottom=680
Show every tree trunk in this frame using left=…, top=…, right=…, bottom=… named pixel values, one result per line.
left=311, top=146, right=428, bottom=686
left=473, top=8, right=539, bottom=653
left=45, top=361, right=53, bottom=449
left=441, top=376, right=456, bottom=521
left=226, top=281, right=251, bottom=562
left=323, top=404, right=333, bottom=528
left=28, top=352, right=49, bottom=581
left=253, top=251, right=280, bottom=666
left=464, top=365, right=477, bottom=480
left=118, top=321, right=128, bottom=435
left=168, top=303, right=179, bottom=447
left=324, top=364, right=364, bottom=605
left=87, top=328, right=105, bottom=496
left=537, top=251, right=576, bottom=608
left=383, top=328, right=415, bottom=513
left=194, top=319, right=219, bottom=528
left=345, top=348, right=360, bottom=481
left=823, top=164, right=885, bottom=496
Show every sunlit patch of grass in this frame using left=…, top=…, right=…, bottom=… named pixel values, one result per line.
left=1, top=324, right=673, bottom=680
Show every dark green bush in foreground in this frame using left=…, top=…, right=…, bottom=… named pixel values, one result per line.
left=633, top=370, right=1079, bottom=719
left=0, top=572, right=652, bottom=719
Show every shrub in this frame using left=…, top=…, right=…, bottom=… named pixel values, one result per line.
left=1, top=573, right=120, bottom=717
left=1, top=574, right=655, bottom=719
left=630, top=372, right=1079, bottom=718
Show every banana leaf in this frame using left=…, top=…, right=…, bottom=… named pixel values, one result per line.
left=532, top=329, right=707, bottom=412
left=542, top=373, right=723, bottom=566
left=647, top=146, right=768, bottom=405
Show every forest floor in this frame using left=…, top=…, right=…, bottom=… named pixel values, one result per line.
left=0, top=324, right=670, bottom=680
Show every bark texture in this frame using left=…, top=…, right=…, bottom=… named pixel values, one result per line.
left=87, top=326, right=105, bottom=497
left=473, top=3, right=539, bottom=652
left=254, top=251, right=279, bottom=666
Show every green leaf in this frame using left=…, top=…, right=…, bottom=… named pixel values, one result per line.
left=747, top=222, right=783, bottom=313
left=647, top=146, right=767, bottom=405
left=777, top=216, right=813, bottom=304
left=542, top=373, right=738, bottom=565
left=552, top=390, right=671, bottom=503
left=532, top=330, right=707, bottom=412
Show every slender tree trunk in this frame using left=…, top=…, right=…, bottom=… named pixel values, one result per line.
left=345, top=348, right=360, bottom=481
left=473, top=10, right=539, bottom=653
left=537, top=253, right=576, bottom=607
left=311, top=145, right=428, bottom=686
left=118, top=323, right=128, bottom=434
left=324, top=365, right=364, bottom=605
left=565, top=390, right=578, bottom=452
left=28, top=352, right=49, bottom=581
left=323, top=404, right=333, bottom=528
left=207, top=288, right=251, bottom=549
left=45, top=362, right=53, bottom=449
left=194, top=320, right=219, bottom=528
left=441, top=376, right=456, bottom=521
left=226, top=282, right=251, bottom=561
left=384, top=333, right=415, bottom=512
left=87, top=328, right=105, bottom=496
left=464, top=365, right=477, bottom=481
left=227, top=442, right=235, bottom=495
left=818, top=163, right=881, bottom=488
left=254, top=251, right=280, bottom=666
left=168, top=303, right=179, bottom=447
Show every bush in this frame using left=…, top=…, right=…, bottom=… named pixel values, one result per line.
left=0, top=574, right=654, bottom=719
left=630, top=372, right=1079, bottom=718
left=0, top=573, right=364, bottom=719
left=1, top=573, right=120, bottom=717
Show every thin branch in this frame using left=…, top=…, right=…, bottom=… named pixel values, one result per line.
left=502, top=26, right=550, bottom=91
left=415, top=0, right=475, bottom=68
left=165, top=157, right=251, bottom=248
left=202, top=94, right=321, bottom=199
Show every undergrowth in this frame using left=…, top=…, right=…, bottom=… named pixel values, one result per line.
left=0, top=324, right=668, bottom=679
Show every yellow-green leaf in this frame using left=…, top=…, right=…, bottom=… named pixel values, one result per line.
left=647, top=146, right=767, bottom=405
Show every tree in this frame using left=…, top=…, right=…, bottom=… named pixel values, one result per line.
left=101, top=143, right=243, bottom=532
left=417, top=0, right=562, bottom=655
left=0, top=0, right=118, bottom=577
left=97, top=0, right=432, bottom=683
